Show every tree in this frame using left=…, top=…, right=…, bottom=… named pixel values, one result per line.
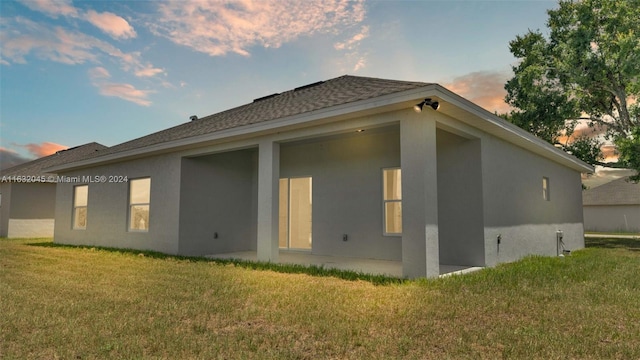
left=616, top=127, right=640, bottom=182
left=505, top=0, right=640, bottom=180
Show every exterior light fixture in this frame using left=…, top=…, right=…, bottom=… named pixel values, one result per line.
left=414, top=98, right=440, bottom=112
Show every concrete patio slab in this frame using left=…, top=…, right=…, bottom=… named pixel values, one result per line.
left=205, top=251, right=483, bottom=278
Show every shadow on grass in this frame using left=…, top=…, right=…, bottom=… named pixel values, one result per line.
left=585, top=237, right=640, bottom=251
left=28, top=241, right=406, bottom=286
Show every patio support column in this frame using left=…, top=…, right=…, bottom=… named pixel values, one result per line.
left=400, top=111, right=440, bottom=278
left=257, top=139, right=280, bottom=263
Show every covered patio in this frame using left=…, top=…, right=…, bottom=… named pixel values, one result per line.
left=206, top=251, right=483, bottom=278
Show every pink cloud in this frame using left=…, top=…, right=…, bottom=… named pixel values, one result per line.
left=2, top=17, right=162, bottom=79
left=353, top=57, right=366, bottom=71
left=601, top=144, right=618, bottom=162
left=87, top=67, right=154, bottom=106
left=94, top=83, right=154, bottom=107
left=135, top=66, right=165, bottom=78
left=2, top=19, right=128, bottom=66
left=18, top=0, right=137, bottom=44
left=444, top=71, right=512, bottom=114
left=18, top=0, right=78, bottom=18
left=23, top=142, right=68, bottom=157
left=85, top=10, right=137, bottom=39
left=334, top=26, right=369, bottom=50
left=151, top=0, right=366, bottom=57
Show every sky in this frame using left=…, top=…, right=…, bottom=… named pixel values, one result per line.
left=0, top=0, right=561, bottom=169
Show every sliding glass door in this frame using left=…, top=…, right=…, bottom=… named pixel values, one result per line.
left=279, top=177, right=312, bottom=250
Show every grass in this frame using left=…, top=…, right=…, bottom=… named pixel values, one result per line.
left=1, top=238, right=640, bottom=359
left=29, top=241, right=405, bottom=285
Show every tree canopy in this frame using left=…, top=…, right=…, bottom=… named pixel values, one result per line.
left=505, top=0, right=640, bottom=181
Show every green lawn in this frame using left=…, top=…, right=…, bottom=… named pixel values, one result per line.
left=1, top=238, right=639, bottom=359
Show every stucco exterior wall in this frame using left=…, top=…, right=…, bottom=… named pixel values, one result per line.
left=480, top=134, right=585, bottom=266
left=0, top=183, right=10, bottom=237
left=436, top=130, right=485, bottom=266
left=7, top=219, right=55, bottom=238
left=584, top=205, right=640, bottom=233
left=178, top=149, right=258, bottom=256
left=280, top=127, right=402, bottom=260
left=9, top=183, right=56, bottom=218
left=54, top=153, right=182, bottom=254
left=50, top=105, right=588, bottom=273
left=0, top=182, right=56, bottom=238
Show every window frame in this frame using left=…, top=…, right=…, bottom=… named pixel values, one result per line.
left=72, top=184, right=88, bottom=230
left=382, top=167, right=402, bottom=236
left=542, top=176, right=550, bottom=201
left=128, top=177, right=151, bottom=232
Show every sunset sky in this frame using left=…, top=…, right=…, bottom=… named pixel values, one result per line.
left=1, top=0, right=559, bottom=168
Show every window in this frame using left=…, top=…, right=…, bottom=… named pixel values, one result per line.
left=542, top=177, right=550, bottom=201
left=383, top=168, right=402, bottom=235
left=73, top=185, right=88, bottom=229
left=129, top=178, right=150, bottom=231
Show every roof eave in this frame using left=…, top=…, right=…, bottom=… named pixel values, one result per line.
left=47, top=84, right=594, bottom=174
left=46, top=84, right=439, bottom=172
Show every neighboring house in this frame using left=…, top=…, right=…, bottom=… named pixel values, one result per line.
left=48, top=76, right=593, bottom=278
left=0, top=143, right=107, bottom=238
left=583, top=177, right=640, bottom=233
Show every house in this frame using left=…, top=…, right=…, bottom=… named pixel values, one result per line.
left=0, top=143, right=107, bottom=238
left=47, top=76, right=593, bottom=278
left=583, top=177, right=640, bottom=233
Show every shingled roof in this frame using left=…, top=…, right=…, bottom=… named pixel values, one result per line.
left=1, top=142, right=107, bottom=182
left=583, top=177, right=640, bottom=206
left=63, top=75, right=430, bottom=163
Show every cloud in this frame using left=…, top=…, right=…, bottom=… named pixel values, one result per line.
left=88, top=66, right=110, bottom=79
left=96, top=83, right=153, bottom=106
left=2, top=18, right=124, bottom=65
left=334, top=25, right=369, bottom=50
left=18, top=0, right=79, bottom=18
left=85, top=10, right=137, bottom=39
left=135, top=65, right=165, bottom=78
left=88, top=67, right=153, bottom=106
left=444, top=71, right=512, bottom=114
left=1, top=19, right=93, bottom=65
left=601, top=144, right=618, bottom=162
left=18, top=0, right=137, bottom=40
left=582, top=165, right=636, bottom=189
left=0, top=147, right=30, bottom=170
left=353, top=57, right=366, bottom=71
left=22, top=142, right=68, bottom=157
left=333, top=25, right=369, bottom=72
left=1, top=17, right=162, bottom=79
left=558, top=121, right=609, bottom=145
left=151, top=0, right=366, bottom=57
